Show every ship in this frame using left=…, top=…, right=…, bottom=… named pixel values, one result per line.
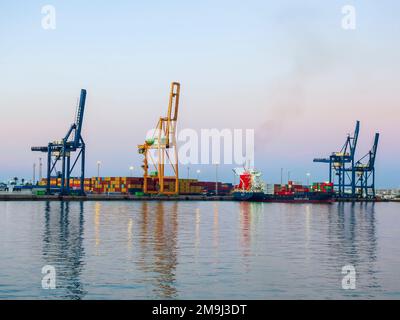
left=232, top=167, right=334, bottom=203
left=232, top=167, right=265, bottom=201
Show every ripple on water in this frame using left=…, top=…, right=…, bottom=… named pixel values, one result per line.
left=0, top=201, right=399, bottom=299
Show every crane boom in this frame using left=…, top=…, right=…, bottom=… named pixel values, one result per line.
left=73, top=89, right=87, bottom=147
left=369, top=133, right=379, bottom=168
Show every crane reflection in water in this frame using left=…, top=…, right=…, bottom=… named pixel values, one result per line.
left=328, top=202, right=380, bottom=294
left=42, top=201, right=86, bottom=300
left=136, top=201, right=178, bottom=299
left=35, top=200, right=382, bottom=299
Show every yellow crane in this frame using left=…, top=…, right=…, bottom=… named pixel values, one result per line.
left=138, top=82, right=180, bottom=194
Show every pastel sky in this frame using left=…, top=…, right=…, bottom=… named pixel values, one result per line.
left=1, top=0, right=399, bottom=187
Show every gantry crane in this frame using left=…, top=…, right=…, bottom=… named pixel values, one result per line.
left=31, top=89, right=87, bottom=195
left=313, top=121, right=360, bottom=198
left=314, top=121, right=380, bottom=199
left=354, top=133, right=379, bottom=198
left=138, top=82, right=180, bottom=195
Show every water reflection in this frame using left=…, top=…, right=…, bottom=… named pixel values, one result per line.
left=94, top=202, right=101, bottom=251
left=238, top=202, right=265, bottom=276
left=330, top=203, right=377, bottom=261
left=213, top=203, right=219, bottom=250
left=328, top=203, right=380, bottom=292
left=238, top=202, right=263, bottom=255
left=32, top=200, right=383, bottom=299
left=42, top=201, right=86, bottom=300
left=239, top=202, right=252, bottom=258
left=127, top=218, right=133, bottom=252
left=136, top=202, right=178, bottom=299
left=195, top=208, right=201, bottom=252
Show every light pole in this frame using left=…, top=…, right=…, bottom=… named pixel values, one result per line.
left=215, top=163, right=219, bottom=196
left=97, top=161, right=101, bottom=192
left=39, top=157, right=42, bottom=181
left=196, top=169, right=201, bottom=180
left=280, top=168, right=283, bottom=185
left=97, top=161, right=101, bottom=178
left=306, top=173, right=311, bottom=186
left=129, top=166, right=134, bottom=177
left=187, top=166, right=190, bottom=179
left=33, top=162, right=36, bottom=185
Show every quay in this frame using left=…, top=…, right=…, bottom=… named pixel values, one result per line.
left=0, top=193, right=234, bottom=202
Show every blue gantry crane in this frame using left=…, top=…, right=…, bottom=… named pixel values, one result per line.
left=31, top=89, right=87, bottom=195
left=354, top=133, right=380, bottom=199
left=313, top=121, right=380, bottom=199
left=314, top=121, right=360, bottom=198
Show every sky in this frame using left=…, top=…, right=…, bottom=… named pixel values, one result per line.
left=1, top=0, right=399, bottom=187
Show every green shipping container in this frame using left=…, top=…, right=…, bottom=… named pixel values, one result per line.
left=33, top=189, right=46, bottom=196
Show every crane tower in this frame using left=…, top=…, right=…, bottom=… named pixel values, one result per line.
left=31, top=89, right=87, bottom=195
left=138, top=82, right=180, bottom=195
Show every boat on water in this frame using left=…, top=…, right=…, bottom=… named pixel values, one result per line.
left=232, top=167, right=334, bottom=203
left=232, top=167, right=266, bottom=201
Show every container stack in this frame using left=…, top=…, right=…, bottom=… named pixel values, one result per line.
left=39, top=178, right=92, bottom=192
left=196, top=181, right=233, bottom=195
left=311, top=182, right=334, bottom=193
left=273, top=181, right=334, bottom=195
left=179, top=179, right=201, bottom=194
left=92, top=177, right=143, bottom=194
left=38, top=177, right=233, bottom=195
left=127, top=177, right=145, bottom=194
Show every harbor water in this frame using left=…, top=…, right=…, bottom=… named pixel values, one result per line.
left=0, top=201, right=399, bottom=299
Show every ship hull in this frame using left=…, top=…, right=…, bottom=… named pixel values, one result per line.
left=263, top=193, right=334, bottom=203
left=233, top=191, right=334, bottom=203
left=232, top=191, right=265, bottom=202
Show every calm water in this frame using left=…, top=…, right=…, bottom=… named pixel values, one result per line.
left=0, top=201, right=399, bottom=300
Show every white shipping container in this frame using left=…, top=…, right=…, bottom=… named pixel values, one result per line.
left=265, top=184, right=275, bottom=195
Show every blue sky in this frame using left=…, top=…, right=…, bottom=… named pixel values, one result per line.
left=1, top=1, right=400, bottom=187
